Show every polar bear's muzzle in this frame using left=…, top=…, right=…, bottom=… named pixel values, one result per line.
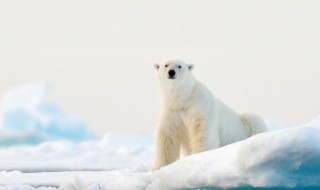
left=168, top=70, right=176, bottom=79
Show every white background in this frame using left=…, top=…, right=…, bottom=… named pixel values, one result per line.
left=1, top=0, right=320, bottom=134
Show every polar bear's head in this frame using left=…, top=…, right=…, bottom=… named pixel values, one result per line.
left=154, top=60, right=194, bottom=82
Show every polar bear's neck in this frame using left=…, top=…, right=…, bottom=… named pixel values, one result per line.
left=160, top=77, right=196, bottom=111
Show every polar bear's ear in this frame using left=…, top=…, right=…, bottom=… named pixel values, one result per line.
left=188, top=64, right=194, bottom=71
left=154, top=64, right=160, bottom=70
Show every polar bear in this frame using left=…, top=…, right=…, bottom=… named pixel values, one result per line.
left=153, top=60, right=267, bottom=170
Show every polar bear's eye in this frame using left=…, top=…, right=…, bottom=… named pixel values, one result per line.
left=178, top=65, right=182, bottom=69
left=165, top=64, right=168, bottom=68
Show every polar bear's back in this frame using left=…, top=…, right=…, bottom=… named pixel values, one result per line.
left=192, top=82, right=252, bottom=146
left=214, top=100, right=249, bottom=146
left=217, top=102, right=267, bottom=146
left=191, top=79, right=267, bottom=147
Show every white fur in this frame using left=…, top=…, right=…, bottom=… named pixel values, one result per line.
left=153, top=60, right=267, bottom=170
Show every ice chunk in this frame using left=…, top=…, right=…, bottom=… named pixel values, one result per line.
left=0, top=83, right=95, bottom=146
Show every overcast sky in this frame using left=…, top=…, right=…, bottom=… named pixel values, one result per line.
left=0, top=0, right=320, bottom=135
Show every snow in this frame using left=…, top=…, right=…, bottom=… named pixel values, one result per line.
left=0, top=133, right=153, bottom=172
left=0, top=84, right=95, bottom=146
left=0, top=118, right=319, bottom=189
left=148, top=120, right=320, bottom=189
left=0, top=84, right=320, bottom=189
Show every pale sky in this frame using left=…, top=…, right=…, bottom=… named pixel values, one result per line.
left=0, top=0, right=320, bottom=135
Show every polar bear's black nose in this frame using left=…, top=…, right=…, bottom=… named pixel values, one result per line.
left=168, top=70, right=176, bottom=77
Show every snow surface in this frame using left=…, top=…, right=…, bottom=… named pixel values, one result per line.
left=0, top=133, right=153, bottom=172
left=0, top=84, right=320, bottom=189
left=0, top=119, right=320, bottom=190
left=0, top=84, right=95, bottom=145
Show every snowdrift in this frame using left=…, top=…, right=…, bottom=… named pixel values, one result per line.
left=147, top=118, right=320, bottom=189
left=0, top=118, right=320, bottom=189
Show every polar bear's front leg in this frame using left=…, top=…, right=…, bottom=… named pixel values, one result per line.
left=189, top=117, right=207, bottom=154
left=189, top=117, right=220, bottom=154
left=153, top=113, right=182, bottom=170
